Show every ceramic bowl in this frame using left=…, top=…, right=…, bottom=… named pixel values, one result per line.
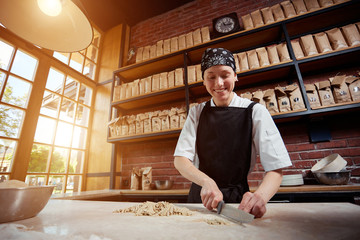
left=154, top=180, right=173, bottom=190
left=311, top=153, right=347, bottom=172
left=0, top=185, right=54, bottom=223
left=313, top=171, right=351, bottom=185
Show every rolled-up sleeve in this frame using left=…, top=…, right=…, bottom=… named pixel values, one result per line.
left=252, top=104, right=292, bottom=172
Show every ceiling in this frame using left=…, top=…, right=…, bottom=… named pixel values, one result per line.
left=77, top=0, right=195, bottom=32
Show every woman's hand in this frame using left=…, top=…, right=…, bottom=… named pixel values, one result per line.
left=238, top=191, right=266, bottom=218
left=200, top=179, right=223, bottom=210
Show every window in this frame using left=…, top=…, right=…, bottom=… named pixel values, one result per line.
left=27, top=67, right=92, bottom=194
left=53, top=28, right=100, bottom=80
left=0, top=39, right=38, bottom=181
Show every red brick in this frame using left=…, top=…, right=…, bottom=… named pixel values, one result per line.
left=286, top=143, right=315, bottom=152
left=348, top=138, right=360, bottom=147
left=316, top=140, right=347, bottom=149
left=299, top=151, right=330, bottom=160
left=292, top=160, right=317, bottom=169
left=248, top=171, right=265, bottom=180
left=334, top=148, right=360, bottom=157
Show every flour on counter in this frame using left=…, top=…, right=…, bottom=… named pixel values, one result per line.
left=113, top=201, right=194, bottom=216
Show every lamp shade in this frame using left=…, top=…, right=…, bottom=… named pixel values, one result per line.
left=0, top=0, right=93, bottom=52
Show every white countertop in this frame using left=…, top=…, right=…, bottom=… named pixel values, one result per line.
left=1, top=200, right=360, bottom=240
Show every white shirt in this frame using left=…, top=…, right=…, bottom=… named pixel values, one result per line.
left=174, top=93, right=292, bottom=173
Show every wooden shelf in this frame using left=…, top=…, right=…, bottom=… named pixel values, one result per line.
left=108, top=129, right=181, bottom=143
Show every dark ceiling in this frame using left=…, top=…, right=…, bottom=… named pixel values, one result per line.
left=77, top=0, right=195, bottom=32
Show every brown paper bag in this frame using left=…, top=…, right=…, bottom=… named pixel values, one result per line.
left=267, top=45, right=280, bottom=64
left=178, top=34, right=186, bottom=50
left=281, top=1, right=297, bottom=18
left=139, top=78, right=146, bottom=95
left=144, top=76, right=152, bottom=94
left=152, top=74, right=160, bottom=92
left=247, top=49, right=260, bottom=69
left=271, top=4, right=286, bottom=21
left=113, top=85, right=122, bottom=101
left=156, top=40, right=164, bottom=57
left=121, top=116, right=129, bottom=136
left=120, top=83, right=127, bottom=100
left=276, top=43, right=291, bottom=62
left=304, top=0, right=321, bottom=11
left=256, top=47, right=270, bottom=67
left=169, top=108, right=179, bottom=129
left=261, top=7, right=275, bottom=25
left=238, top=52, right=249, bottom=71
left=187, top=65, right=196, bottom=84
left=143, top=113, right=151, bottom=133
left=291, top=39, right=305, bottom=59
left=285, top=84, right=306, bottom=110
left=319, top=0, right=334, bottom=7
left=108, top=117, right=118, bottom=137
left=175, top=68, right=184, bottom=86
left=125, top=82, right=132, bottom=99
left=135, top=114, right=144, bottom=134
left=201, top=27, right=211, bottom=42
left=178, top=107, right=187, bottom=128
left=326, top=28, right=348, bottom=50
left=159, top=110, right=170, bottom=131
left=315, top=80, right=335, bottom=106
left=275, top=86, right=292, bottom=112
left=263, top=89, right=279, bottom=114
left=292, top=0, right=308, bottom=14
left=252, top=90, right=266, bottom=106
left=241, top=92, right=253, bottom=100
left=130, top=167, right=142, bottom=190
left=346, top=76, right=360, bottom=101
left=142, top=46, right=150, bottom=61
left=305, top=84, right=321, bottom=108
left=132, top=79, right=140, bottom=97
left=170, top=37, right=179, bottom=52
left=250, top=10, right=264, bottom=28
left=159, top=72, right=168, bottom=90
left=115, top=117, right=122, bottom=136
left=141, top=167, right=152, bottom=190
left=193, top=28, right=202, bottom=45
left=168, top=70, right=175, bottom=88
left=136, top=47, right=143, bottom=63
left=150, top=44, right=157, bottom=59
left=186, top=32, right=194, bottom=48
left=196, top=64, right=202, bottom=81
left=330, top=75, right=351, bottom=103
left=300, top=34, right=318, bottom=56
left=241, top=14, right=254, bottom=30
left=151, top=111, right=161, bottom=132
left=341, top=24, right=360, bottom=47
left=314, top=32, right=332, bottom=53
left=127, top=115, right=136, bottom=135
left=163, top=39, right=171, bottom=55
left=234, top=54, right=240, bottom=73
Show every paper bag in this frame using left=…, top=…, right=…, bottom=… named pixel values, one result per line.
left=141, top=167, right=152, bottom=190
left=314, top=32, right=332, bottom=53
left=285, top=84, right=306, bottom=110
left=275, top=86, right=292, bottom=112
left=156, top=40, right=164, bottom=57
left=261, top=7, right=275, bottom=24
left=281, top=1, right=297, bottom=18
left=345, top=75, right=360, bottom=101
left=252, top=90, right=266, bottom=106
left=130, top=167, right=142, bottom=190
left=326, top=28, right=348, bottom=50
left=315, top=80, right=335, bottom=106
left=276, top=43, right=291, bottom=62
left=241, top=14, right=254, bottom=30
left=271, top=4, right=285, bottom=21
left=256, top=47, right=270, bottom=67
left=291, top=39, right=305, bottom=59
left=305, top=83, right=321, bottom=108
left=178, top=34, right=186, bottom=50
left=250, top=10, right=264, bottom=28
left=159, top=72, right=168, bottom=90
left=163, top=39, right=171, bottom=55
left=263, top=89, right=279, bottom=114
left=267, top=45, right=280, bottom=64
left=170, top=37, right=179, bottom=53
left=136, top=47, right=143, bottom=63
left=330, top=75, right=351, bottom=103
left=300, top=34, right=318, bottom=56
left=292, top=0, right=308, bottom=14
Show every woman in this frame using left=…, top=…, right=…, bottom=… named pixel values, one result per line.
left=173, top=48, right=292, bottom=218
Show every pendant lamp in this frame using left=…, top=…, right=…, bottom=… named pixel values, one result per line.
left=0, top=0, right=93, bottom=53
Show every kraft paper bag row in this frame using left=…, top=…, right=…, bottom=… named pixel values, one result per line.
left=233, top=42, right=290, bottom=72
left=294, top=23, right=360, bottom=59
left=187, top=64, right=202, bottom=83
left=136, top=27, right=210, bottom=63
left=108, top=106, right=188, bottom=138
left=241, top=0, right=347, bottom=30
left=130, top=167, right=152, bottom=190
left=113, top=68, right=184, bottom=101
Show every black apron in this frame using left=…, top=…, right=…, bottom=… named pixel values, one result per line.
left=188, top=100, right=256, bottom=203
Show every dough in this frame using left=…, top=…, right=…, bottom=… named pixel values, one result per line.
left=114, top=201, right=194, bottom=216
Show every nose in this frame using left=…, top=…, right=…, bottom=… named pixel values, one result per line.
left=214, top=76, right=224, bottom=87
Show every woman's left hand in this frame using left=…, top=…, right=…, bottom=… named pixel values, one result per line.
left=238, top=191, right=266, bottom=218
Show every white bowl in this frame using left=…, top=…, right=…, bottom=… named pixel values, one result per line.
left=311, top=154, right=347, bottom=172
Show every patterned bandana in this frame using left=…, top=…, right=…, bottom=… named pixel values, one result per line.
left=201, top=48, right=236, bottom=79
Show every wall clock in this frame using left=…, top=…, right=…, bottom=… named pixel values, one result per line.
left=212, top=12, right=240, bottom=38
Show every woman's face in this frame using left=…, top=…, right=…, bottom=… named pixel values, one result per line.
left=203, top=65, right=237, bottom=107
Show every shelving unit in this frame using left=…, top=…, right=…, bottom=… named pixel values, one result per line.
left=108, top=0, right=360, bottom=144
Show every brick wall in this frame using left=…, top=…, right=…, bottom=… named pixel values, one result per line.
left=121, top=0, right=360, bottom=189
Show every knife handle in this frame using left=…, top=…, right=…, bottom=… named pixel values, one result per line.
left=217, top=200, right=224, bottom=214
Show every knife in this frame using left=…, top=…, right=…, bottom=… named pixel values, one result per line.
left=216, top=201, right=254, bottom=223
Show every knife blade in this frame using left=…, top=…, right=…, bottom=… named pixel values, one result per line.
left=217, top=201, right=254, bottom=223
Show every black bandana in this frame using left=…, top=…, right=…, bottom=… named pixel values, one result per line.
left=201, top=48, right=236, bottom=79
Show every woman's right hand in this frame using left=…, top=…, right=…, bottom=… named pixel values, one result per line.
left=200, top=179, right=223, bottom=210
